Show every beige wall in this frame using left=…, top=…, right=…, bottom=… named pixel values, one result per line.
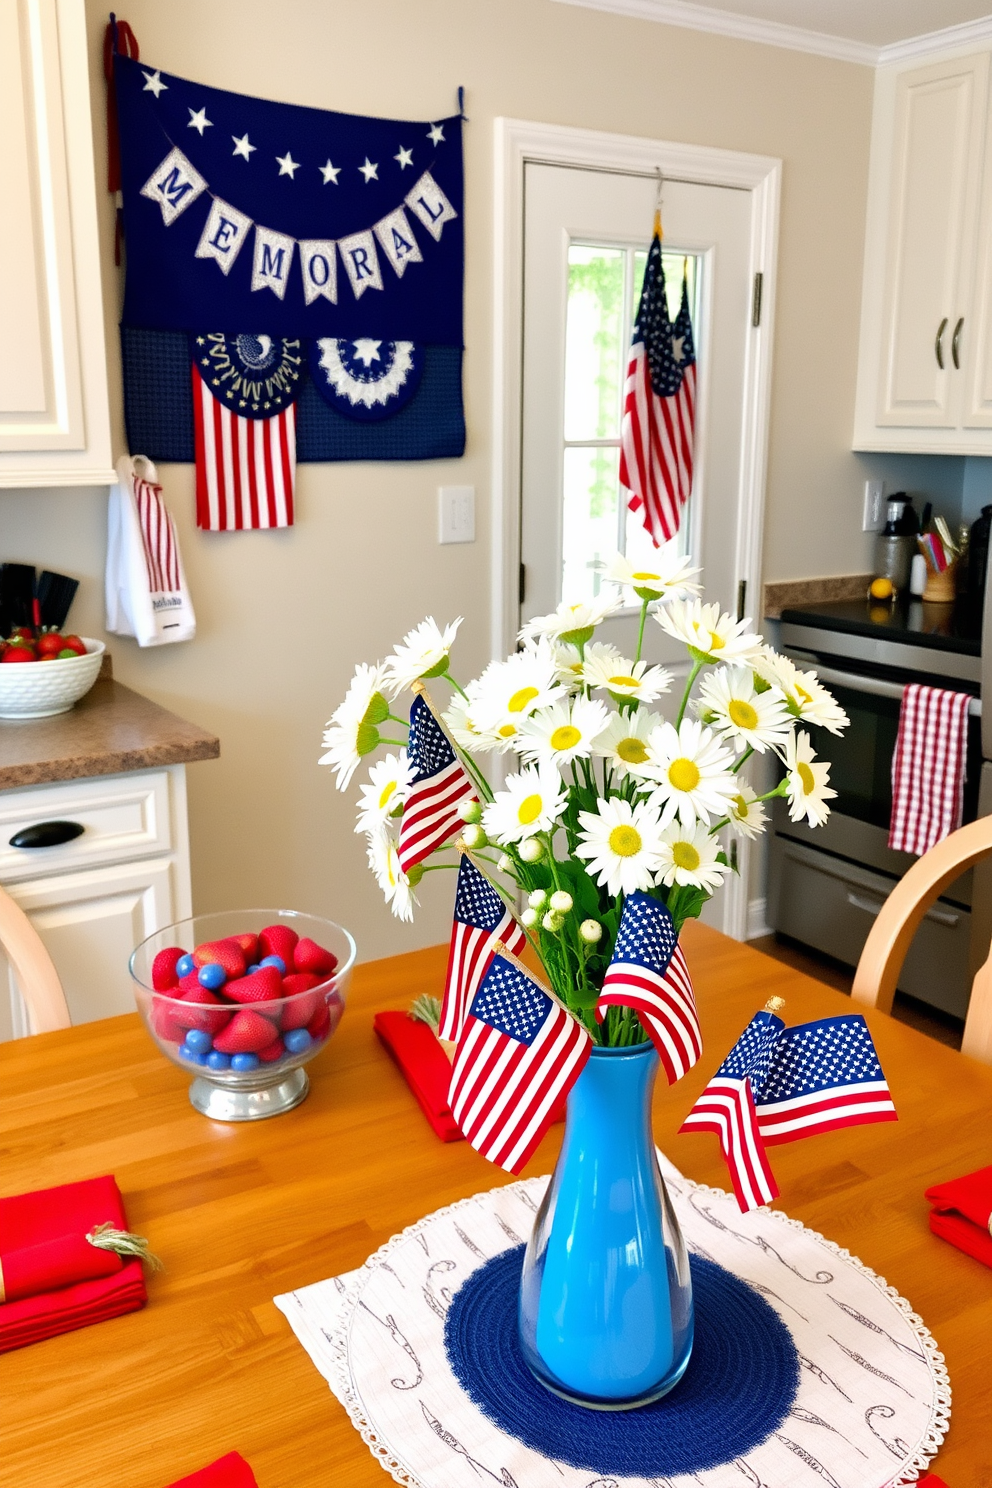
left=0, top=0, right=875, bottom=959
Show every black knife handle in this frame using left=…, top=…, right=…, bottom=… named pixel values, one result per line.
left=9, top=820, right=85, bottom=849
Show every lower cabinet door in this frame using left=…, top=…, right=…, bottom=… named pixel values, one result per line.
left=0, top=856, right=178, bottom=1036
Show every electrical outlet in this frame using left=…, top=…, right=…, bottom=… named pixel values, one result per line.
left=862, top=479, right=885, bottom=533
left=438, top=485, right=475, bottom=544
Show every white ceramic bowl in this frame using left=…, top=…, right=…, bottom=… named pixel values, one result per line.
left=0, top=639, right=105, bottom=720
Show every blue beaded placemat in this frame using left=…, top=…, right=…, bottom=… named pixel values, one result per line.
left=444, top=1245, right=799, bottom=1478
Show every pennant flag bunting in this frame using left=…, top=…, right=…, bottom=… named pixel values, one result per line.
left=449, top=951, right=591, bottom=1173
left=595, top=891, right=701, bottom=1084
left=681, top=1009, right=897, bottom=1212
left=440, top=856, right=527, bottom=1043
left=397, top=696, right=475, bottom=873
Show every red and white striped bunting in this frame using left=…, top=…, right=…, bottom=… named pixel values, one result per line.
left=192, top=364, right=296, bottom=531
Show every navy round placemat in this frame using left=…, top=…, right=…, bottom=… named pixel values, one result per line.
left=443, top=1245, right=799, bottom=1477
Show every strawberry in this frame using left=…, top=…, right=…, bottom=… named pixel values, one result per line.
left=35, top=632, right=66, bottom=658
left=151, top=947, right=185, bottom=990
left=60, top=634, right=87, bottom=656
left=151, top=996, right=187, bottom=1043
left=258, top=1037, right=286, bottom=1063
left=1, top=646, right=35, bottom=663
left=307, top=1004, right=332, bottom=1042
left=192, top=938, right=246, bottom=978
left=293, top=937, right=338, bottom=977
left=229, top=931, right=260, bottom=962
left=213, top=1009, right=278, bottom=1054
left=259, top=924, right=299, bottom=964
left=280, top=973, right=324, bottom=1030
left=174, top=985, right=231, bottom=1034
left=225, top=965, right=283, bottom=1006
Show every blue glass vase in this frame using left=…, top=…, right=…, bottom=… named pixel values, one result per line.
left=518, top=1040, right=693, bottom=1409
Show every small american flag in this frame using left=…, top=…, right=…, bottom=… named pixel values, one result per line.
left=596, top=892, right=701, bottom=1084
left=449, top=951, right=591, bottom=1173
left=440, top=856, right=527, bottom=1043
left=134, top=472, right=181, bottom=593
left=192, top=364, right=296, bottom=531
left=397, top=696, right=475, bottom=874
left=888, top=684, right=972, bottom=857
left=619, top=229, right=696, bottom=546
left=681, top=1010, right=896, bottom=1212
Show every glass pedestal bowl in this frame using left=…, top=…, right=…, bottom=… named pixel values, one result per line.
left=130, top=909, right=355, bottom=1121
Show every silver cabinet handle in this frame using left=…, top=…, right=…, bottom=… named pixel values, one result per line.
left=935, top=316, right=948, bottom=368
left=952, top=316, right=964, bottom=369
left=845, top=888, right=959, bottom=928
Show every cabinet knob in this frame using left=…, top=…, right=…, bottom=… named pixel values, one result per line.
left=952, top=316, right=964, bottom=369
left=9, top=820, right=85, bottom=849
left=935, top=316, right=948, bottom=369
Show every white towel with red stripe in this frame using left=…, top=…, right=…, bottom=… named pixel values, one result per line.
left=888, top=683, right=971, bottom=856
left=105, top=455, right=196, bottom=647
left=192, top=364, right=296, bottom=531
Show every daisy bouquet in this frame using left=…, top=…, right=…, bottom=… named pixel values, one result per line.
left=321, top=549, right=848, bottom=1047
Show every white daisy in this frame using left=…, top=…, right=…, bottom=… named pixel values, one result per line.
left=591, top=709, right=664, bottom=778
left=519, top=595, right=619, bottom=646
left=574, top=796, right=665, bottom=897
left=755, top=651, right=849, bottom=737
left=384, top=616, right=461, bottom=691
left=725, top=786, right=768, bottom=840
left=554, top=639, right=622, bottom=692
left=637, top=718, right=738, bottom=828
left=442, top=696, right=496, bottom=753
left=320, top=662, right=391, bottom=790
left=366, top=828, right=419, bottom=922
left=783, top=730, right=836, bottom=827
left=655, top=820, right=730, bottom=892
left=517, top=697, right=610, bottom=765
left=696, top=666, right=791, bottom=753
left=468, top=639, right=565, bottom=746
left=482, top=763, right=569, bottom=845
left=582, top=650, right=673, bottom=704
left=354, top=752, right=415, bottom=835
left=654, top=598, right=762, bottom=665
left=604, top=548, right=701, bottom=602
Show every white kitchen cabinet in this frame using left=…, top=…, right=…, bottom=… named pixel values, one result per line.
left=0, top=0, right=114, bottom=486
left=853, top=47, right=992, bottom=453
left=0, top=765, right=192, bottom=1039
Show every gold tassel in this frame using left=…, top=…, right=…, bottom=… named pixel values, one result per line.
left=86, top=1223, right=163, bottom=1271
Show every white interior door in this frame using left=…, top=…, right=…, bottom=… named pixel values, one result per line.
left=520, top=162, right=754, bottom=667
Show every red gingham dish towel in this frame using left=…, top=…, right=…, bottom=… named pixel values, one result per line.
left=888, top=684, right=971, bottom=857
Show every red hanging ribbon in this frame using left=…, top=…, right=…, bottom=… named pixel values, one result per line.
left=103, top=14, right=139, bottom=193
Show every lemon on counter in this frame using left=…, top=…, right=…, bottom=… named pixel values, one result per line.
left=869, top=577, right=896, bottom=601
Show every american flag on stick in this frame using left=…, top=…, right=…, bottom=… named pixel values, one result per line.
left=619, top=221, right=696, bottom=546
left=680, top=1005, right=897, bottom=1212
left=439, top=853, right=527, bottom=1043
left=596, top=892, right=701, bottom=1084
left=192, top=364, right=296, bottom=531
left=448, top=945, right=591, bottom=1174
left=397, top=692, right=476, bottom=874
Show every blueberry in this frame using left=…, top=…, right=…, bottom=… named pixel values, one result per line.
left=206, top=1049, right=231, bottom=1071
left=184, top=1028, right=213, bottom=1054
left=230, top=1052, right=260, bottom=1072
left=180, top=1042, right=208, bottom=1065
left=284, top=1028, right=312, bottom=1055
left=258, top=955, right=286, bottom=975
left=246, top=964, right=261, bottom=975
left=176, top=953, right=195, bottom=978
left=197, top=962, right=227, bottom=990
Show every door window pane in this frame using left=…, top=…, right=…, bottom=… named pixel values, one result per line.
left=562, top=445, right=620, bottom=605
left=564, top=247, right=625, bottom=442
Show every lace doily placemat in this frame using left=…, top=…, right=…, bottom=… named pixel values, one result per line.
left=274, top=1157, right=949, bottom=1488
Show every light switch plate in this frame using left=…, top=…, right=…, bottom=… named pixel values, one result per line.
left=438, top=485, right=475, bottom=544
left=862, top=479, right=885, bottom=533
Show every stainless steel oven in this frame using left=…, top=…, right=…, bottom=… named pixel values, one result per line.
left=767, top=616, right=983, bottom=1019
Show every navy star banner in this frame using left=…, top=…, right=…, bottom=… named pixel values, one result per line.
left=114, top=55, right=463, bottom=343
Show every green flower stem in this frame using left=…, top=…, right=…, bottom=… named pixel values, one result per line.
left=444, top=670, right=470, bottom=700
left=385, top=713, right=411, bottom=729
left=634, top=598, right=650, bottom=665
left=732, top=744, right=754, bottom=774
left=417, top=863, right=458, bottom=872
left=675, top=658, right=705, bottom=728
left=375, top=737, right=409, bottom=748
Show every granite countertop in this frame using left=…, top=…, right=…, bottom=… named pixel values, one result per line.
left=0, top=676, right=220, bottom=789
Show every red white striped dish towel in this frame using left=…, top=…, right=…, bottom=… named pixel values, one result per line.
left=888, top=683, right=971, bottom=857
left=192, top=365, right=295, bottom=531
left=105, top=455, right=196, bottom=647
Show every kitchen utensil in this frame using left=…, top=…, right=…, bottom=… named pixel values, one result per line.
left=0, top=564, right=36, bottom=638
left=36, top=571, right=79, bottom=631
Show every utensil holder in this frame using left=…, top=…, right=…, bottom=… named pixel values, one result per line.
left=922, top=552, right=958, bottom=603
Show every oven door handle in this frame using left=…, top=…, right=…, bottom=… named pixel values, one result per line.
left=845, top=887, right=960, bottom=928
left=795, top=659, right=982, bottom=718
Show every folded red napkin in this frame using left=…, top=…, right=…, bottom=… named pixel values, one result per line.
left=918, top=1474, right=949, bottom=1487
left=375, top=1011, right=462, bottom=1140
left=166, top=1452, right=258, bottom=1488
left=0, top=1175, right=146, bottom=1354
left=925, top=1164, right=992, bottom=1269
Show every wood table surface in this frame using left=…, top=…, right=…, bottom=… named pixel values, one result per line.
left=1, top=922, right=990, bottom=1488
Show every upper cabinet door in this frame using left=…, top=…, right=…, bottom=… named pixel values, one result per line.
left=0, top=0, right=113, bottom=486
left=876, top=53, right=988, bottom=428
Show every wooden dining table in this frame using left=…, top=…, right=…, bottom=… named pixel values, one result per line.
left=1, top=921, right=990, bottom=1488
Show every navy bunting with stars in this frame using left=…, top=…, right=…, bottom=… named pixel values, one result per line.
left=114, top=53, right=465, bottom=462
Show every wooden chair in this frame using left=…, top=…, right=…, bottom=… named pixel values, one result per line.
left=0, top=883, right=70, bottom=1033
left=852, top=814, right=992, bottom=1065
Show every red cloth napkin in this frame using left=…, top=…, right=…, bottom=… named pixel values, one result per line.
left=918, top=1475, right=950, bottom=1487
left=375, top=1011, right=462, bottom=1140
left=925, top=1164, right=992, bottom=1269
left=0, top=1176, right=146, bottom=1354
left=166, top=1453, right=257, bottom=1488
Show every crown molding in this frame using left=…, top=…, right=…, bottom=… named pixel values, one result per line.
left=552, top=0, right=992, bottom=69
